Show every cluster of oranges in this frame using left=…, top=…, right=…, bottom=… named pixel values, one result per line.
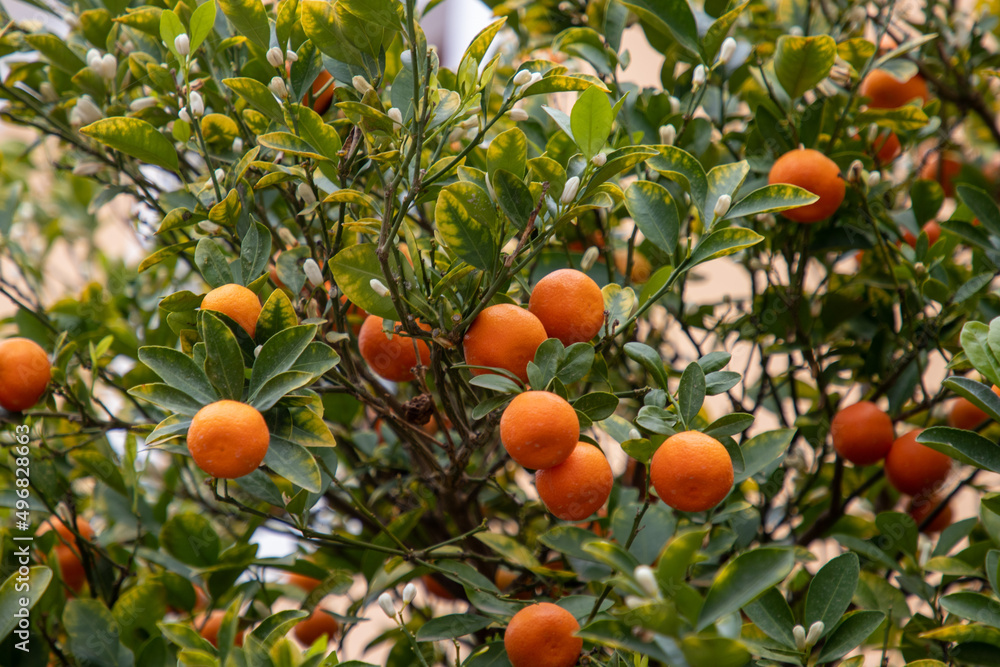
left=831, top=400, right=954, bottom=530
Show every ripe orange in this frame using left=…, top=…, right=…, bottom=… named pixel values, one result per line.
left=873, top=131, right=902, bottom=162
left=201, top=284, right=262, bottom=338
left=859, top=69, right=930, bottom=108
left=463, top=304, right=548, bottom=383
left=293, top=608, right=339, bottom=645
left=287, top=571, right=322, bottom=593
left=535, top=442, right=613, bottom=520
left=768, top=149, right=846, bottom=223
left=612, top=248, right=652, bottom=283
left=500, top=391, right=580, bottom=470
left=919, top=152, right=962, bottom=197
left=307, top=70, right=335, bottom=115
left=196, top=610, right=244, bottom=648
left=0, top=338, right=51, bottom=412
left=357, top=316, right=432, bottom=382
left=504, top=602, right=582, bottom=667
left=495, top=567, right=520, bottom=592
left=37, top=516, right=94, bottom=592
left=187, top=400, right=270, bottom=479
left=830, top=400, right=894, bottom=465
left=885, top=429, right=952, bottom=496
left=650, top=431, right=734, bottom=512
left=908, top=495, right=953, bottom=533
left=422, top=573, right=457, bottom=600
left=948, top=397, right=989, bottom=430
left=902, top=221, right=942, bottom=249
left=528, top=269, right=605, bottom=345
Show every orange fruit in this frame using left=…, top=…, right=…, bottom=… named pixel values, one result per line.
left=201, top=284, right=262, bottom=338
left=504, top=602, right=582, bottom=667
left=885, top=429, right=952, bottom=496
left=535, top=442, right=613, bottom=520
left=528, top=269, right=605, bottom=345
left=187, top=400, right=270, bottom=479
left=422, top=573, right=457, bottom=600
left=612, top=248, right=652, bottom=283
left=307, top=70, right=335, bottom=115
left=0, top=338, right=51, bottom=412
left=37, top=516, right=94, bottom=592
left=650, top=430, right=734, bottom=513
left=902, top=221, right=942, bottom=249
left=495, top=567, right=520, bottom=591
left=500, top=391, right=580, bottom=470
left=859, top=69, right=930, bottom=108
left=873, top=131, right=902, bottom=162
left=463, top=304, right=548, bottom=383
left=948, top=397, right=989, bottom=430
left=919, top=152, right=962, bottom=197
left=196, top=610, right=244, bottom=648
left=293, top=608, right=339, bottom=645
left=768, top=148, right=846, bottom=223
left=357, top=315, right=432, bottom=382
left=830, top=400, right=894, bottom=465
left=287, top=571, right=322, bottom=593
left=908, top=495, right=953, bottom=533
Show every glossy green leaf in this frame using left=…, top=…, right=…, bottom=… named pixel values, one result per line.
left=620, top=0, right=699, bottom=55
left=917, top=427, right=1000, bottom=473
left=697, top=548, right=795, bottom=630
left=735, top=429, right=795, bottom=483
left=195, top=237, right=234, bottom=288
left=624, top=180, right=679, bottom=254
left=138, top=346, right=218, bottom=404
left=743, top=588, right=796, bottom=648
left=329, top=244, right=403, bottom=320
left=266, top=437, right=322, bottom=492
left=161, top=513, right=221, bottom=566
left=805, top=553, right=859, bottom=638
left=815, top=610, right=885, bottom=662
left=774, top=35, right=837, bottom=98
left=435, top=187, right=497, bottom=270
left=678, top=361, right=706, bottom=425
left=249, top=324, right=317, bottom=400
left=65, top=598, right=128, bottom=667
left=80, top=118, right=179, bottom=172
left=416, top=614, right=493, bottom=642
left=128, top=383, right=204, bottom=415
left=218, top=0, right=271, bottom=50
left=571, top=86, right=613, bottom=160
left=224, top=78, right=284, bottom=124
left=189, top=0, right=217, bottom=52
left=0, top=567, right=52, bottom=644
left=688, top=228, right=764, bottom=266
left=487, top=128, right=527, bottom=180
left=725, top=184, right=819, bottom=219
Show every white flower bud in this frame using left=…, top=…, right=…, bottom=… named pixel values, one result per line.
left=580, top=245, right=600, bottom=270
left=634, top=565, right=659, bottom=598
left=268, top=77, right=288, bottom=99
left=39, top=82, right=57, bottom=103
left=867, top=171, right=881, bottom=188
left=624, top=595, right=645, bottom=609
left=278, top=227, right=299, bottom=248
left=668, top=96, right=681, bottom=114
left=198, top=221, right=222, bottom=234
left=591, top=153, right=607, bottom=167
left=130, top=96, right=157, bottom=111
left=714, top=194, right=732, bottom=218
left=529, top=72, right=543, bottom=86
left=628, top=428, right=641, bottom=441
left=190, top=61, right=201, bottom=74
left=73, top=95, right=102, bottom=126
left=485, top=176, right=497, bottom=201
left=189, top=90, right=205, bottom=117
left=659, top=124, right=676, bottom=146
left=560, top=176, right=580, bottom=204
left=303, top=258, right=324, bottom=286
left=352, top=75, right=374, bottom=95
left=387, top=107, right=403, bottom=125
left=178, top=107, right=191, bottom=124
left=86, top=48, right=101, bottom=68
left=285, top=50, right=298, bottom=63
left=370, top=278, right=390, bottom=297
left=848, top=159, right=864, bottom=183
left=793, top=624, right=807, bottom=651
left=99, top=54, right=117, bottom=80
left=402, top=583, right=417, bottom=604
left=718, top=37, right=737, bottom=65
left=805, top=621, right=824, bottom=646
left=378, top=592, right=397, bottom=619
left=788, top=26, right=803, bottom=36
left=232, top=137, right=243, bottom=152
left=692, top=64, right=706, bottom=89
left=63, top=12, right=80, bottom=29
left=254, top=345, right=263, bottom=358
left=509, top=108, right=529, bottom=122
left=174, top=33, right=190, bottom=56
left=513, top=70, right=533, bottom=86
left=266, top=46, right=285, bottom=69
left=296, top=182, right=317, bottom=204
left=213, top=168, right=225, bottom=182
left=867, top=123, right=880, bottom=142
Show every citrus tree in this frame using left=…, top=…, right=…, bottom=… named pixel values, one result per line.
left=2, top=0, right=1000, bottom=665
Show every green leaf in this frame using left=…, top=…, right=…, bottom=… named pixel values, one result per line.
left=815, top=610, right=885, bottom=662
left=475, top=533, right=540, bottom=569
left=209, top=190, right=242, bottom=227
left=624, top=342, right=669, bottom=389
left=743, top=588, right=796, bottom=648
left=200, top=312, right=245, bottom=401
left=574, top=392, right=619, bottom=420
left=128, top=383, right=204, bottom=415
left=239, top=221, right=270, bottom=287
left=329, top=244, right=402, bottom=320
left=704, top=412, right=754, bottom=437
left=688, top=228, right=764, bottom=266
left=249, top=325, right=317, bottom=400
left=735, top=428, right=795, bottom=483
left=189, top=0, right=217, bottom=52
left=706, top=162, right=750, bottom=220
left=256, top=289, right=299, bottom=343
left=258, top=132, right=328, bottom=161
left=703, top=1, right=749, bottom=62
left=290, top=104, right=343, bottom=162
left=697, top=548, right=795, bottom=630
left=943, top=377, right=1000, bottom=423
left=250, top=370, right=314, bottom=411
left=774, top=35, right=837, bottom=98
left=855, top=106, right=930, bottom=133
left=266, top=437, right=322, bottom=492
left=487, top=128, right=527, bottom=180
left=435, top=188, right=497, bottom=270
left=805, top=553, right=859, bottom=638
left=159, top=9, right=186, bottom=59
left=602, top=283, right=636, bottom=337
left=917, top=427, right=1000, bottom=473
left=582, top=147, right=657, bottom=199
left=648, top=146, right=709, bottom=216
left=195, top=237, right=235, bottom=288
left=838, top=38, right=876, bottom=70
left=583, top=540, right=640, bottom=573
left=300, top=1, right=365, bottom=67
left=725, top=184, right=819, bottom=219
left=678, top=361, right=706, bottom=425
left=940, top=592, right=1000, bottom=628
left=957, top=185, right=1000, bottom=239
left=161, top=513, right=220, bottom=566
left=493, top=169, right=535, bottom=231
left=25, top=34, right=86, bottom=74
left=217, top=0, right=271, bottom=50
left=961, top=321, right=1000, bottom=388
left=571, top=86, right=613, bottom=160
left=138, top=346, right=218, bottom=404
left=656, top=527, right=708, bottom=588
left=522, top=75, right=610, bottom=96
left=416, top=614, right=493, bottom=642
left=339, top=0, right=399, bottom=30
left=624, top=181, right=679, bottom=254
left=80, top=118, right=179, bottom=172
left=620, top=0, right=699, bottom=55
left=65, top=598, right=128, bottom=667
left=224, top=78, right=284, bottom=125
left=0, top=567, right=52, bottom=644
left=460, top=17, right=507, bottom=67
